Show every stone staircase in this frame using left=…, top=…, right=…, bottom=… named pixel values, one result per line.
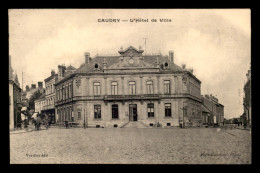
left=123, top=121, right=150, bottom=128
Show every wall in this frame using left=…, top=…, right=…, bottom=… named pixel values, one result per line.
left=71, top=99, right=182, bottom=127
left=9, top=83, right=14, bottom=130
left=55, top=70, right=202, bottom=127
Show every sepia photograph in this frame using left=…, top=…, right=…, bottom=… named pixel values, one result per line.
left=9, top=9, right=251, bottom=164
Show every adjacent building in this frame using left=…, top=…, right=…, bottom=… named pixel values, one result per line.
left=9, top=56, right=22, bottom=130
left=22, top=82, right=45, bottom=108
left=41, top=70, right=58, bottom=123
left=54, top=46, right=203, bottom=127
left=201, top=94, right=224, bottom=125
left=34, top=93, right=46, bottom=113
left=243, top=68, right=251, bottom=127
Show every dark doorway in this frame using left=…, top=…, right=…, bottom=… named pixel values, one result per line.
left=129, top=104, right=137, bottom=121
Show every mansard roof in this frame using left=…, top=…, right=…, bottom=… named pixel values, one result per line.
left=55, top=46, right=202, bottom=84
left=75, top=54, right=184, bottom=73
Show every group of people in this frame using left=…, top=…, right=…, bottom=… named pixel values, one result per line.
left=31, top=113, right=51, bottom=131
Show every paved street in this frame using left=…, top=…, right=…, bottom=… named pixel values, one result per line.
left=10, top=127, right=251, bottom=164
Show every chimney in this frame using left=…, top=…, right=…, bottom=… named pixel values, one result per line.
left=51, top=70, right=55, bottom=76
left=169, top=51, right=174, bottom=63
left=58, top=65, right=66, bottom=77
left=38, top=82, right=43, bottom=89
left=26, top=85, right=29, bottom=91
left=85, top=52, right=90, bottom=64
left=182, top=64, right=186, bottom=69
left=31, top=84, right=36, bottom=89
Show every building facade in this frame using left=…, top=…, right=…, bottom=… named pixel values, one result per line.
left=201, top=94, right=224, bottom=125
left=243, top=68, right=251, bottom=127
left=9, top=56, right=22, bottom=130
left=34, top=93, right=46, bottom=113
left=41, top=70, right=58, bottom=123
left=54, top=46, right=202, bottom=127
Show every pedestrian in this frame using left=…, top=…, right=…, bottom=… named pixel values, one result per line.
left=65, top=119, right=69, bottom=128
left=36, top=114, right=41, bottom=130
left=71, top=113, right=74, bottom=122
left=243, top=121, right=247, bottom=129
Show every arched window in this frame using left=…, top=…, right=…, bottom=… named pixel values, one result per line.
left=93, top=82, right=101, bottom=95
left=129, top=81, right=136, bottom=94
left=146, top=81, right=153, bottom=94
left=111, top=82, right=118, bottom=95
left=164, top=80, right=171, bottom=94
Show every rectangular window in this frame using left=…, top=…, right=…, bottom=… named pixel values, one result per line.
left=94, top=82, right=101, bottom=95
left=183, top=82, right=187, bottom=91
left=58, top=88, right=60, bottom=100
left=70, top=85, right=72, bottom=98
left=112, top=104, right=119, bottom=119
left=78, top=112, right=81, bottom=120
left=65, top=86, right=67, bottom=99
left=164, top=80, right=171, bottom=94
left=146, top=81, right=154, bottom=94
left=63, top=87, right=65, bottom=100
left=165, top=103, right=172, bottom=117
left=184, top=109, right=187, bottom=117
left=174, top=76, right=178, bottom=93
left=129, top=81, right=136, bottom=94
left=111, top=82, right=118, bottom=95
left=57, top=89, right=59, bottom=101
left=94, top=105, right=101, bottom=119
left=147, top=103, right=154, bottom=117
left=67, top=86, right=70, bottom=98
left=59, top=88, right=61, bottom=100
left=69, top=85, right=71, bottom=98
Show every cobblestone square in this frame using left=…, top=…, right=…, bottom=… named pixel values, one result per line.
left=10, top=127, right=251, bottom=164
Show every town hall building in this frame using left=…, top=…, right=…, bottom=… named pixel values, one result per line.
left=54, top=46, right=202, bottom=127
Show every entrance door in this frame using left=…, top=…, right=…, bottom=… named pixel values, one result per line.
left=129, top=104, right=137, bottom=121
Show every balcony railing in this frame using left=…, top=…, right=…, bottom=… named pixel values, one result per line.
left=54, top=93, right=201, bottom=105
left=104, top=94, right=160, bottom=100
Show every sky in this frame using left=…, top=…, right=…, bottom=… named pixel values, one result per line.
left=8, top=9, right=251, bottom=119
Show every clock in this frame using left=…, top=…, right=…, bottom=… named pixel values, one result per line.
left=129, top=58, right=134, bottom=64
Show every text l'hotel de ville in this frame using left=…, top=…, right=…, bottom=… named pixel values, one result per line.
left=98, top=18, right=172, bottom=23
